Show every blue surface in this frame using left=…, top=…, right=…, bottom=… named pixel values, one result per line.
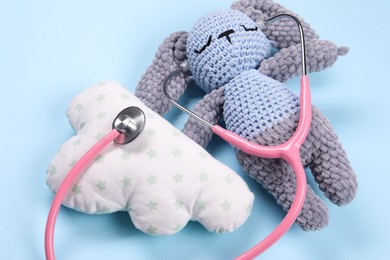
left=1, top=0, right=389, bottom=259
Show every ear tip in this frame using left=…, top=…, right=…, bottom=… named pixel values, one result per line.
left=338, top=46, right=349, bottom=56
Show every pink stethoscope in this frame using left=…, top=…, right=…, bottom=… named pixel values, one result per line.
left=46, top=14, right=310, bottom=260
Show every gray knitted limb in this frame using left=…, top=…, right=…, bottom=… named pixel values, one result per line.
left=236, top=106, right=357, bottom=230
left=306, top=107, right=357, bottom=206
left=236, top=150, right=329, bottom=230
left=135, top=31, right=188, bottom=116
left=259, top=39, right=349, bottom=83
left=182, top=87, right=225, bottom=148
left=231, top=0, right=349, bottom=83
left=231, top=0, right=319, bottom=48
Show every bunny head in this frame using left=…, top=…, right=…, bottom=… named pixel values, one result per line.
left=187, top=10, right=271, bottom=93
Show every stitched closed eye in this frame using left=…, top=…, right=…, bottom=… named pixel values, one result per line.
left=241, top=25, right=258, bottom=31
left=194, top=36, right=213, bottom=54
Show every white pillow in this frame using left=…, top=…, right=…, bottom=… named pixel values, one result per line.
left=46, top=81, right=254, bottom=235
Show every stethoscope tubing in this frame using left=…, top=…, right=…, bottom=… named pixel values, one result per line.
left=236, top=152, right=307, bottom=259
left=45, top=129, right=121, bottom=260
left=220, top=76, right=311, bottom=259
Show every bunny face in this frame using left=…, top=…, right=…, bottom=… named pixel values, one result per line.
left=187, top=10, right=271, bottom=93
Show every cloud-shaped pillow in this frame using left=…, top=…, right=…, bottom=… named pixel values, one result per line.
left=46, top=81, right=254, bottom=235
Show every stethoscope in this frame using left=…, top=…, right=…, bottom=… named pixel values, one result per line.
left=45, top=13, right=310, bottom=260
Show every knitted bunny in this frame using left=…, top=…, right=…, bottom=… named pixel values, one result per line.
left=135, top=0, right=357, bottom=231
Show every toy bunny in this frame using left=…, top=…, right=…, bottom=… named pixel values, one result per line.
left=135, top=0, right=357, bottom=231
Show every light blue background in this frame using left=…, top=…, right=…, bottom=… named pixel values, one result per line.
left=1, top=0, right=389, bottom=259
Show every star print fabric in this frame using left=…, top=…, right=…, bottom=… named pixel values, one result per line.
left=46, top=81, right=254, bottom=235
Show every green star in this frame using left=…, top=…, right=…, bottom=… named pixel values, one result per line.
left=195, top=200, right=207, bottom=211
left=74, top=103, right=84, bottom=112
left=72, top=185, right=82, bottom=195
left=146, top=149, right=157, bottom=159
left=48, top=166, right=57, bottom=176
left=145, top=128, right=156, bottom=136
left=96, top=112, right=106, bottom=120
left=69, top=159, right=77, bottom=167
left=224, top=175, right=234, bottom=185
left=121, top=93, right=130, bottom=99
left=171, top=148, right=182, bottom=158
left=147, top=225, right=158, bottom=235
left=147, top=200, right=158, bottom=211
left=96, top=180, right=106, bottom=191
left=146, top=175, right=157, bottom=185
left=198, top=172, right=209, bottom=182
left=198, top=151, right=207, bottom=159
left=120, top=151, right=131, bottom=161
left=175, top=200, right=184, bottom=210
left=221, top=200, right=232, bottom=212
left=95, top=132, right=104, bottom=140
left=172, top=131, right=180, bottom=137
left=172, top=173, right=184, bottom=183
left=121, top=176, right=132, bottom=187
left=94, top=155, right=104, bottom=164
left=96, top=94, right=106, bottom=102
left=72, top=138, right=81, bottom=146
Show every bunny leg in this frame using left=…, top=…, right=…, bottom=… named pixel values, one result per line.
left=236, top=105, right=357, bottom=230
left=231, top=0, right=319, bottom=48
left=182, top=87, right=225, bottom=148
left=135, top=31, right=188, bottom=116
left=235, top=109, right=330, bottom=231
left=259, top=39, right=349, bottom=83
left=305, top=106, right=357, bottom=206
left=236, top=151, right=329, bottom=231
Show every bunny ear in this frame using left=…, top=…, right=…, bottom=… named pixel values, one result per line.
left=259, top=39, right=349, bottom=82
left=135, top=31, right=188, bottom=116
left=231, top=0, right=319, bottom=49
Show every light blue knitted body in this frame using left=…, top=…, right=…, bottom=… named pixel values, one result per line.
left=224, top=70, right=299, bottom=140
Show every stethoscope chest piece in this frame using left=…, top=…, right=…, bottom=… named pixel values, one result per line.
left=113, top=106, right=146, bottom=145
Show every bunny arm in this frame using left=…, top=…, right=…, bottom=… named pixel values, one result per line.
left=259, top=39, right=349, bottom=83
left=231, top=0, right=319, bottom=49
left=231, top=0, right=350, bottom=82
left=182, top=87, right=225, bottom=148
left=135, top=31, right=188, bottom=116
